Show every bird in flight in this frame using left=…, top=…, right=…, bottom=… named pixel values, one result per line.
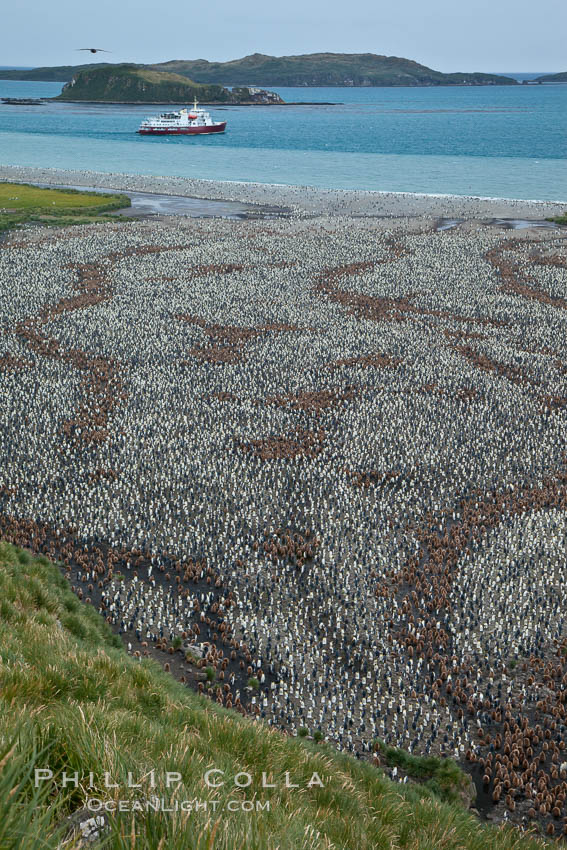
left=76, top=48, right=111, bottom=54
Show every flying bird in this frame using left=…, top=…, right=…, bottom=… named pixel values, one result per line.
left=77, top=48, right=111, bottom=54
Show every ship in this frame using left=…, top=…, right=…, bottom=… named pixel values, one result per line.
left=137, top=98, right=226, bottom=135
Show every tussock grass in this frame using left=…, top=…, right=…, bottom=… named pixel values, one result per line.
left=375, top=740, right=471, bottom=806
left=0, top=542, right=553, bottom=848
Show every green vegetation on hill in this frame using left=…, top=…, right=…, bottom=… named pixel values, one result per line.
left=0, top=182, right=130, bottom=233
left=0, top=541, right=552, bottom=848
left=0, top=54, right=518, bottom=87
left=534, top=72, right=567, bottom=83
left=56, top=64, right=232, bottom=103
left=0, top=62, right=113, bottom=81
left=154, top=53, right=518, bottom=87
left=54, top=64, right=283, bottom=104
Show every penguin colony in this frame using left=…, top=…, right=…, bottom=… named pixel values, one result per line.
left=1, top=213, right=567, bottom=835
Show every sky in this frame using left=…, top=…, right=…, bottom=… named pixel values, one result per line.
left=3, top=0, right=566, bottom=72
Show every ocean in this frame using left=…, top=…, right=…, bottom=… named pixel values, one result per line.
left=0, top=79, right=565, bottom=201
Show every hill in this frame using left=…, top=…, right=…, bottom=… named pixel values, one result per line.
left=0, top=540, right=550, bottom=849
left=55, top=64, right=283, bottom=104
left=154, top=52, right=518, bottom=87
left=0, top=62, right=114, bottom=81
left=0, top=54, right=518, bottom=87
left=534, top=71, right=567, bottom=83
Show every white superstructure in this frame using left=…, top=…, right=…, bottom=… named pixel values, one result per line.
left=138, top=98, right=227, bottom=135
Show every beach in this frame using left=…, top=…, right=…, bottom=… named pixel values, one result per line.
left=1, top=165, right=565, bottom=221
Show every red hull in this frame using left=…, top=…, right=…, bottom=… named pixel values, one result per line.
left=138, top=123, right=226, bottom=135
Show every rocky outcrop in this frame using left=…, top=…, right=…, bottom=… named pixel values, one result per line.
left=230, top=87, right=284, bottom=104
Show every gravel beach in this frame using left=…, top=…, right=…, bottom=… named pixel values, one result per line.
left=1, top=164, right=565, bottom=220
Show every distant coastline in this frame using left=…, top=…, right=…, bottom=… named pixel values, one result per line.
left=533, top=71, right=567, bottom=83
left=0, top=52, right=520, bottom=87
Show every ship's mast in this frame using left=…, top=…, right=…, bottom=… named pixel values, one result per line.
left=193, top=96, right=198, bottom=110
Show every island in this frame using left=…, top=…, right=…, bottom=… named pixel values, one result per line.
left=0, top=52, right=518, bottom=87
left=55, top=65, right=283, bottom=104
left=534, top=71, right=567, bottom=83
left=153, top=52, right=518, bottom=87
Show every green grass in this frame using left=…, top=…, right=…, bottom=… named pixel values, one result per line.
left=0, top=57, right=519, bottom=86
left=152, top=55, right=517, bottom=87
left=54, top=64, right=232, bottom=103
left=0, top=182, right=131, bottom=234
left=375, top=741, right=473, bottom=807
left=0, top=541, right=554, bottom=849
left=547, top=211, right=567, bottom=225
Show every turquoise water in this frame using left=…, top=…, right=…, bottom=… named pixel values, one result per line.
left=0, top=79, right=566, bottom=200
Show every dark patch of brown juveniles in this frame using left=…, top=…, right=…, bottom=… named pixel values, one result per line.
left=329, top=352, right=402, bottom=370
left=266, top=387, right=357, bottom=415
left=347, top=468, right=401, bottom=489
left=486, top=239, right=567, bottom=311
left=258, top=525, right=320, bottom=571
left=0, top=352, right=31, bottom=372
left=238, top=427, right=325, bottom=460
left=178, top=314, right=300, bottom=364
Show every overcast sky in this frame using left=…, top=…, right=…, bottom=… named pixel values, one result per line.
left=3, top=0, right=565, bottom=72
